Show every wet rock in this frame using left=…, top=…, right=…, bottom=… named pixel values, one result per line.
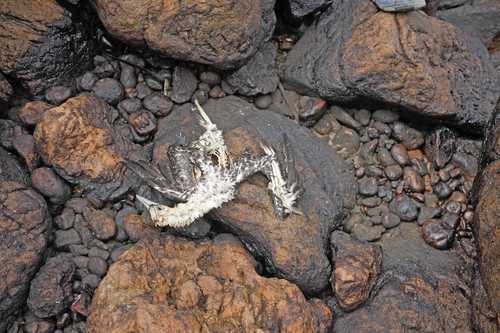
left=92, top=78, right=124, bottom=105
left=34, top=94, right=144, bottom=200
left=122, top=213, right=156, bottom=242
left=45, top=86, right=72, bottom=105
left=283, top=0, right=499, bottom=130
left=0, top=181, right=51, bottom=331
left=421, top=219, right=454, bottom=249
left=331, top=231, right=382, bottom=311
left=334, top=223, right=473, bottom=332
left=390, top=194, right=419, bottom=222
left=382, top=213, right=400, bottom=229
left=153, top=96, right=356, bottom=294
left=171, top=67, right=198, bottom=104
left=352, top=223, right=384, bottom=242
left=31, top=167, right=71, bottom=205
left=94, top=0, right=275, bottom=69
left=83, top=207, right=117, bottom=241
left=358, top=177, right=378, bottom=196
left=88, top=235, right=332, bottom=332
left=224, top=42, right=279, bottom=96
left=18, top=101, right=53, bottom=127
left=128, top=111, right=157, bottom=137
left=0, top=0, right=93, bottom=96
left=403, top=167, right=424, bottom=193
left=28, top=254, right=75, bottom=318
left=425, top=127, right=456, bottom=169
left=0, top=146, right=30, bottom=185
left=142, top=92, right=173, bottom=117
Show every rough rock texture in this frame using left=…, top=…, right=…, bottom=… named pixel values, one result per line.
left=88, top=234, right=332, bottom=333
left=330, top=231, right=382, bottom=311
left=0, top=0, right=92, bottom=96
left=34, top=94, right=145, bottom=200
left=27, top=254, right=75, bottom=318
left=283, top=0, right=499, bottom=130
left=438, top=0, right=500, bottom=49
left=224, top=42, right=279, bottom=96
left=334, top=224, right=474, bottom=332
left=0, top=147, right=30, bottom=186
left=0, top=73, right=12, bottom=105
left=473, top=106, right=500, bottom=323
left=152, top=96, right=356, bottom=294
left=94, top=0, right=276, bottom=69
left=0, top=181, right=51, bottom=332
left=287, top=0, right=332, bottom=18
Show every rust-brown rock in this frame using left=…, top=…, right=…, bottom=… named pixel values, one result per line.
left=88, top=234, right=332, bottom=333
left=152, top=97, right=356, bottom=294
left=330, top=231, right=382, bottom=311
left=94, top=0, right=275, bottom=69
left=0, top=181, right=51, bottom=332
left=0, top=0, right=92, bottom=96
left=283, top=0, right=499, bottom=131
left=34, top=94, right=144, bottom=200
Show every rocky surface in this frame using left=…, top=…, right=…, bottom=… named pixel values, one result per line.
left=0, top=146, right=30, bottom=185
left=0, top=0, right=92, bottom=96
left=334, top=224, right=474, bottom=332
left=286, top=0, right=332, bottom=18
left=152, top=96, right=356, bottom=294
left=0, top=181, right=51, bottom=331
left=94, top=0, right=276, bottom=69
left=88, top=234, right=332, bottom=333
left=34, top=94, right=144, bottom=201
left=0, top=73, right=12, bottom=105
left=283, top=0, right=499, bottom=131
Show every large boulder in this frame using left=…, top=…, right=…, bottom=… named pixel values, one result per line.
left=472, top=106, right=500, bottom=324
left=34, top=94, right=145, bottom=201
left=0, top=181, right=51, bottom=332
left=334, top=224, right=474, bottom=332
left=94, top=0, right=276, bottom=69
left=0, top=0, right=92, bottom=96
left=437, top=0, right=500, bottom=49
left=152, top=96, right=356, bottom=294
left=282, top=0, right=499, bottom=131
left=88, top=234, right=332, bottom=333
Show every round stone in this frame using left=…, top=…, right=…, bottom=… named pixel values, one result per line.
left=384, top=165, right=403, bottom=181
left=93, top=78, right=124, bottom=105
left=382, top=213, right=401, bottom=229
left=390, top=194, right=419, bottom=222
left=390, top=144, right=409, bottom=166
left=77, top=72, right=98, bottom=91
left=88, top=257, right=108, bottom=277
left=434, top=182, right=452, bottom=200
left=142, top=92, right=173, bottom=116
left=358, top=177, right=378, bottom=196
left=45, top=86, right=72, bottom=105
left=255, top=95, right=273, bottom=109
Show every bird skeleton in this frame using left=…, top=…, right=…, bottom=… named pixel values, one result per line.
left=126, top=100, right=301, bottom=228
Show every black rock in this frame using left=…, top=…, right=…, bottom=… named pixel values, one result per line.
left=392, top=122, right=424, bottom=149
left=224, top=43, right=279, bottom=96
left=77, top=72, right=98, bottom=91
left=88, top=256, right=108, bottom=277
left=255, top=94, right=273, bottom=109
left=434, top=182, right=452, bottom=200
left=422, top=219, right=454, bottom=250
left=382, top=213, right=401, bottom=229
left=390, top=194, right=419, bottom=222
left=136, top=82, right=153, bottom=99
left=118, top=98, right=142, bottom=114
left=28, top=254, right=75, bottom=318
left=384, top=165, right=403, bottom=180
left=171, top=66, right=198, bottom=103
left=92, top=78, right=124, bottom=105
left=119, top=63, right=137, bottom=89
left=199, top=71, right=221, bottom=86
left=45, top=86, right=72, bottom=105
left=417, top=206, right=441, bottom=226
left=390, top=144, right=410, bottom=166
left=142, top=92, right=173, bottom=116
left=372, top=110, right=399, bottom=123
left=55, top=229, right=81, bottom=249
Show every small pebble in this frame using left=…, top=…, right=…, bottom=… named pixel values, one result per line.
left=352, top=223, right=384, bottom=242
left=82, top=274, right=101, bottom=289
left=92, top=78, right=124, bottom=105
left=422, top=219, right=454, bottom=250
left=354, top=109, right=371, bottom=126
left=434, top=182, right=452, bottom=200
left=128, top=110, right=157, bottom=136
left=372, top=110, right=399, bottom=123
left=358, top=177, right=378, bottom=196
left=390, top=194, right=419, bottom=222
left=382, top=213, right=401, bottom=229
left=142, top=92, right=173, bottom=116
left=417, top=206, right=441, bottom=226
left=77, top=71, right=98, bottom=91
left=390, top=144, right=409, bottom=166
left=88, top=257, right=108, bottom=277
left=384, top=165, right=403, bottom=180
left=45, top=85, right=72, bottom=105
left=255, top=95, right=273, bottom=109
left=118, top=98, right=142, bottom=114
left=199, top=71, right=221, bottom=86
left=403, top=167, right=424, bottom=193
